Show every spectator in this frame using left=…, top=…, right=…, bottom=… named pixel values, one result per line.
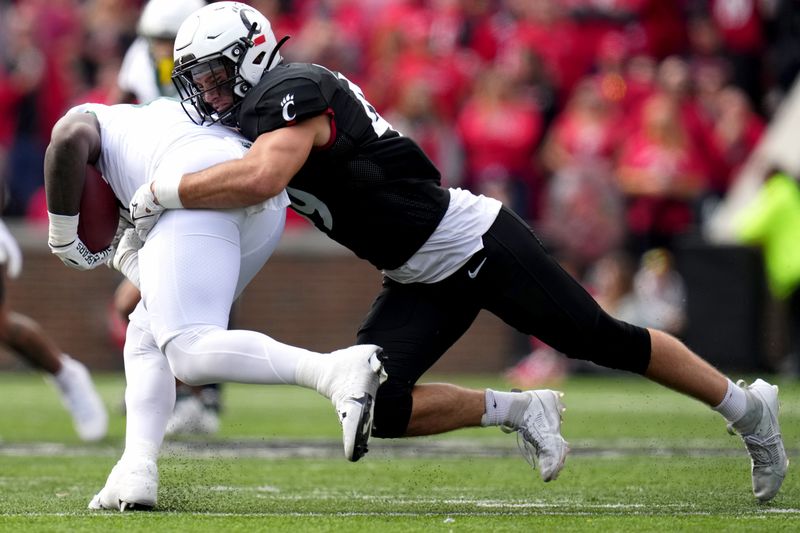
left=539, top=78, right=625, bottom=276
left=735, top=172, right=800, bottom=376
left=708, top=0, right=767, bottom=111
left=0, top=5, right=63, bottom=217
left=384, top=79, right=463, bottom=188
left=630, top=247, right=687, bottom=335
left=708, top=86, right=766, bottom=195
left=615, top=93, right=708, bottom=255
left=456, top=64, right=544, bottom=219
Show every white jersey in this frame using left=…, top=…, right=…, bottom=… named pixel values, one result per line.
left=67, top=99, right=289, bottom=343
left=68, top=98, right=289, bottom=211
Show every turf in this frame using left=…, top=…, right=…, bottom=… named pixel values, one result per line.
left=0, top=372, right=798, bottom=531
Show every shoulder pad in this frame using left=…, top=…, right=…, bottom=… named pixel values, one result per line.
left=239, top=64, right=334, bottom=138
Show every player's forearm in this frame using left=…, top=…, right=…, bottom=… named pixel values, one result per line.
left=44, top=115, right=101, bottom=215
left=44, top=141, right=88, bottom=215
left=172, top=149, right=290, bottom=209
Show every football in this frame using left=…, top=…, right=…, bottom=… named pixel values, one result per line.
left=78, top=164, right=119, bottom=253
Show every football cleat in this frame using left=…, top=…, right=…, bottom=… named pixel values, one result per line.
left=88, top=457, right=158, bottom=511
left=727, top=379, right=788, bottom=502
left=502, top=389, right=569, bottom=482
left=321, top=345, right=387, bottom=462
left=165, top=396, right=220, bottom=436
left=50, top=355, right=108, bottom=442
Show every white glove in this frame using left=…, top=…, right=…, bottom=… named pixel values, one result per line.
left=48, top=212, right=111, bottom=270
left=0, top=219, right=22, bottom=278
left=50, top=238, right=112, bottom=270
left=110, top=208, right=133, bottom=251
left=129, top=182, right=165, bottom=241
left=110, top=228, right=142, bottom=288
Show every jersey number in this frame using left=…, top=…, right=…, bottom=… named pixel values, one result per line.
left=315, top=64, right=392, bottom=137
left=286, top=186, right=333, bottom=231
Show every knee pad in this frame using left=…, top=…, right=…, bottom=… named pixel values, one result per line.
left=371, top=380, right=413, bottom=438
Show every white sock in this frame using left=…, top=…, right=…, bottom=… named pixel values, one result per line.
left=122, top=438, right=160, bottom=463
left=712, top=379, right=749, bottom=424
left=295, top=354, right=328, bottom=393
left=480, top=389, right=519, bottom=427
left=295, top=345, right=373, bottom=398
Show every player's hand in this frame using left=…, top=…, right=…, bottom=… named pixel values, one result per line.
left=110, top=228, right=142, bottom=288
left=48, top=212, right=110, bottom=270
left=129, top=182, right=164, bottom=241
left=49, top=237, right=111, bottom=270
left=110, top=208, right=133, bottom=250
left=0, top=219, right=22, bottom=278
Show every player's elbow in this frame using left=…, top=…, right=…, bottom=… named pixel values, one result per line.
left=246, top=164, right=290, bottom=201
left=48, top=114, right=100, bottom=161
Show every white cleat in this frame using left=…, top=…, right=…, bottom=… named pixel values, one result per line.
left=88, top=457, right=158, bottom=511
left=502, top=389, right=569, bottom=482
left=51, top=355, right=108, bottom=442
left=323, top=344, right=387, bottom=462
left=165, top=396, right=220, bottom=436
left=728, top=379, right=789, bottom=502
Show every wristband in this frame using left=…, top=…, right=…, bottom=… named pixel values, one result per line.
left=47, top=212, right=79, bottom=246
left=153, top=178, right=183, bottom=209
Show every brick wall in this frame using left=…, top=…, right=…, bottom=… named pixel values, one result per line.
left=1, top=224, right=521, bottom=373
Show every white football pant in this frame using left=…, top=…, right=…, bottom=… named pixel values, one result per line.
left=123, top=206, right=322, bottom=453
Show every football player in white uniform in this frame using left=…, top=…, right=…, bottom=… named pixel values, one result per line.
left=117, top=0, right=226, bottom=436
left=118, top=0, right=207, bottom=104
left=132, top=2, right=787, bottom=502
left=44, top=98, right=385, bottom=510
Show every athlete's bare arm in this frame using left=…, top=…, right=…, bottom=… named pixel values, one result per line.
left=44, top=113, right=102, bottom=215
left=175, top=114, right=331, bottom=209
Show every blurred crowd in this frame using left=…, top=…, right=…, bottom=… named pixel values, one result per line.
left=2, top=0, right=800, bottom=378
left=2, top=0, right=798, bottom=251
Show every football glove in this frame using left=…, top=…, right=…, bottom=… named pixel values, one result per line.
left=110, top=228, right=142, bottom=288
left=129, top=182, right=165, bottom=241
left=48, top=212, right=111, bottom=270
left=0, top=219, right=22, bottom=278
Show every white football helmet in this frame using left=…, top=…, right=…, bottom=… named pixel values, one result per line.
left=171, top=1, right=286, bottom=125
left=137, top=0, right=207, bottom=40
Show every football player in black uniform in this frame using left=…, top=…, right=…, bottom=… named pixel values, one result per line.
left=129, top=2, right=786, bottom=498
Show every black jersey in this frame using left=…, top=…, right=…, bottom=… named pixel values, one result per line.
left=238, top=63, right=450, bottom=270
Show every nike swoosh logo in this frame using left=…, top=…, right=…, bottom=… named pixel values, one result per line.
left=467, top=257, right=487, bottom=279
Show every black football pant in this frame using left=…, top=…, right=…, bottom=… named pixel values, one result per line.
left=358, top=206, right=651, bottom=438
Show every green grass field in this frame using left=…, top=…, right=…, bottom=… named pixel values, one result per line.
left=0, top=372, right=798, bottom=531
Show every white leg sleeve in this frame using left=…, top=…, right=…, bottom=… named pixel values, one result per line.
left=139, top=207, right=324, bottom=388
left=165, top=325, right=318, bottom=386
left=123, top=319, right=175, bottom=450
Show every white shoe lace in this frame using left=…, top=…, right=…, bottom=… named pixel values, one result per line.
left=515, top=431, right=539, bottom=470
left=741, top=432, right=784, bottom=467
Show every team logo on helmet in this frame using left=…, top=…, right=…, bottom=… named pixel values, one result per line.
left=281, top=93, right=296, bottom=122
